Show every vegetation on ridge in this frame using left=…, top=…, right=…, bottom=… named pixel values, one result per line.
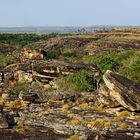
left=1, top=29, right=140, bottom=94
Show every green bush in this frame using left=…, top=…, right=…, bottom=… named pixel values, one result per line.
left=118, top=53, right=140, bottom=83
left=47, top=48, right=62, bottom=59
left=0, top=54, right=16, bottom=68
left=12, top=83, right=30, bottom=95
left=0, top=33, right=59, bottom=46
left=83, top=50, right=140, bottom=83
left=83, top=52, right=120, bottom=73
left=131, top=60, right=140, bottom=71
left=62, top=49, right=81, bottom=57
left=60, top=49, right=84, bottom=61
left=56, top=70, right=96, bottom=92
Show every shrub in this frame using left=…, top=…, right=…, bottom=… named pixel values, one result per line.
left=0, top=54, right=16, bottom=68
left=47, top=48, right=62, bottom=59
left=11, top=83, right=30, bottom=95
left=118, top=52, right=140, bottom=83
left=83, top=50, right=140, bottom=83
left=60, top=49, right=83, bottom=61
left=56, top=70, right=96, bottom=92
left=83, top=52, right=120, bottom=73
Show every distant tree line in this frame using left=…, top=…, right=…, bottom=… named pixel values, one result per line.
left=0, top=33, right=60, bottom=46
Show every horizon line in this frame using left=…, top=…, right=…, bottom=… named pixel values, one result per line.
left=0, top=25, right=140, bottom=28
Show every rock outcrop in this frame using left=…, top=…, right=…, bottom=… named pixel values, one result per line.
left=103, top=70, right=140, bottom=111
left=2, top=60, right=99, bottom=75
left=97, top=85, right=119, bottom=108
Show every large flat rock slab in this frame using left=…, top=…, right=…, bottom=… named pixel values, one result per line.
left=103, top=70, right=140, bottom=111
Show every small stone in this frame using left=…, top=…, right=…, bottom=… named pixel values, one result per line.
left=19, top=92, right=39, bottom=102
left=87, top=124, right=92, bottom=128
left=0, top=113, right=9, bottom=129
left=43, top=84, right=51, bottom=89
left=0, top=120, right=9, bottom=129
left=1, top=93, right=9, bottom=100
left=53, top=125, right=74, bottom=136
left=134, top=132, right=140, bottom=137
left=126, top=132, right=133, bottom=136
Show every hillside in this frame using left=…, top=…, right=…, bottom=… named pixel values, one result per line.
left=0, top=28, right=140, bottom=139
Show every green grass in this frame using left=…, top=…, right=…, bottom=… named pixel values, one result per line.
left=12, top=83, right=30, bottom=95
left=60, top=49, right=84, bottom=61
left=83, top=50, right=140, bottom=83
left=54, top=49, right=140, bottom=83
left=56, top=70, right=96, bottom=92
left=46, top=48, right=85, bottom=61
left=51, top=50, right=140, bottom=85
left=83, top=51, right=134, bottom=72
left=0, top=54, right=17, bottom=68
left=118, top=53, right=140, bottom=83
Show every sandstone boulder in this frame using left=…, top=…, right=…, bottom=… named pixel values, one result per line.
left=2, top=60, right=99, bottom=78
left=103, top=70, right=140, bottom=111
left=97, top=85, right=119, bottom=108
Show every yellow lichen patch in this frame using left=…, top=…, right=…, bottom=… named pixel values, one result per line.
left=82, top=121, right=93, bottom=126
left=82, top=119, right=111, bottom=129
left=62, top=104, right=70, bottom=112
left=68, top=119, right=81, bottom=125
left=93, top=119, right=110, bottom=129
left=16, top=127, right=25, bottom=134
left=16, top=120, right=25, bottom=134
left=70, top=134, right=79, bottom=140
left=119, top=123, right=128, bottom=129
left=114, top=116, right=122, bottom=122
left=48, top=99, right=62, bottom=104
left=0, top=98, right=5, bottom=105
left=96, top=106, right=107, bottom=113
left=105, top=122, right=111, bottom=128
left=17, top=70, right=33, bottom=83
left=67, top=113, right=76, bottom=118
left=5, top=63, right=20, bottom=69
left=116, top=110, right=131, bottom=118
left=30, top=114, right=38, bottom=119
left=37, top=111, right=51, bottom=117
left=17, top=120, right=24, bottom=126
left=134, top=115, right=140, bottom=121
left=5, top=100, right=25, bottom=111
left=79, top=103, right=89, bottom=110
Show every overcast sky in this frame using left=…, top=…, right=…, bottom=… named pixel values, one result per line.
left=0, top=0, right=140, bottom=27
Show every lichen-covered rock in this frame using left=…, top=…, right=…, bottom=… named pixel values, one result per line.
left=2, top=60, right=99, bottom=78
left=0, top=106, right=11, bottom=129
left=103, top=70, right=140, bottom=111
left=0, top=116, right=9, bottom=129
left=19, top=92, right=39, bottom=102
left=16, top=71, right=33, bottom=83
left=97, top=85, right=119, bottom=108
left=22, top=48, right=43, bottom=60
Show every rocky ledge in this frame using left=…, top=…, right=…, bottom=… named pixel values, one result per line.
left=0, top=70, right=140, bottom=139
